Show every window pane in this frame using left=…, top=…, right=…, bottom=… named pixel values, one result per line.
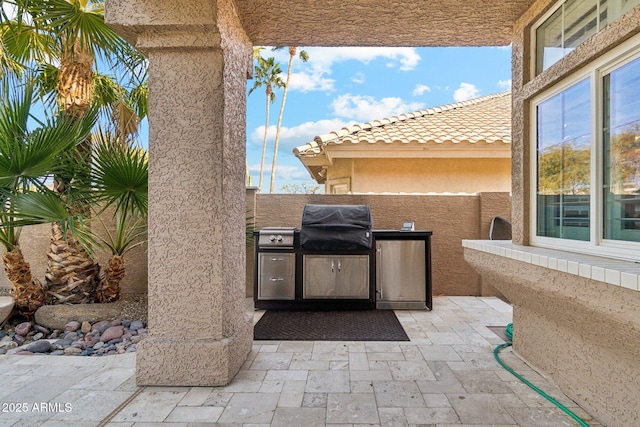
left=536, top=7, right=564, bottom=74
left=537, top=79, right=591, bottom=240
left=535, top=0, right=640, bottom=75
left=564, top=0, right=598, bottom=52
left=603, top=0, right=640, bottom=27
left=603, top=57, right=640, bottom=242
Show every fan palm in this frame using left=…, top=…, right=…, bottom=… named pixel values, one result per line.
left=248, top=54, right=284, bottom=191
left=1, top=0, right=147, bottom=303
left=89, top=132, right=148, bottom=302
left=0, top=80, right=95, bottom=314
left=270, top=46, right=308, bottom=193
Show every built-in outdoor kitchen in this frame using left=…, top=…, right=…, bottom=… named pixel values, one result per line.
left=254, top=204, right=432, bottom=311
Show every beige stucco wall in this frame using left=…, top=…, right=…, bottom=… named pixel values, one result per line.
left=247, top=192, right=512, bottom=298
left=335, top=158, right=512, bottom=194
left=465, top=249, right=640, bottom=426
left=510, top=1, right=640, bottom=244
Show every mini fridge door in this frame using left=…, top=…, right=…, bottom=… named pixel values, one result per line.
left=376, top=240, right=426, bottom=309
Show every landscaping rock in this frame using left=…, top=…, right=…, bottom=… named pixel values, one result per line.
left=1, top=303, right=148, bottom=357
left=81, top=321, right=91, bottom=334
left=0, top=338, right=17, bottom=350
left=92, top=320, right=111, bottom=334
left=26, top=340, right=52, bottom=353
left=34, top=299, right=144, bottom=330
left=65, top=321, right=81, bottom=332
left=129, top=320, right=144, bottom=332
left=33, top=324, right=50, bottom=335
left=64, top=347, right=82, bottom=355
left=53, top=339, right=73, bottom=349
left=14, top=322, right=32, bottom=336
left=101, top=326, right=124, bottom=342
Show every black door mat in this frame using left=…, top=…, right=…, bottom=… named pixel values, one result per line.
left=254, top=310, right=410, bottom=341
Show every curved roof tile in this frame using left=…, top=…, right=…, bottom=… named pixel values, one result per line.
left=295, top=91, right=511, bottom=157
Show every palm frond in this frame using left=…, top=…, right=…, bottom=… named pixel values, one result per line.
left=93, top=212, right=147, bottom=257
left=90, top=131, right=148, bottom=219
left=28, top=0, right=128, bottom=63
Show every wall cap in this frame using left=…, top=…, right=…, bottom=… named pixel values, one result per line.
left=462, top=240, right=640, bottom=291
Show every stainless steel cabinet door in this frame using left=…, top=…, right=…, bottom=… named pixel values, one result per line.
left=377, top=240, right=425, bottom=302
left=334, top=255, right=369, bottom=298
left=303, top=255, right=369, bottom=299
left=303, top=255, right=337, bottom=298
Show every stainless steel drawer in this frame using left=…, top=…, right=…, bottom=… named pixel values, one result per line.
left=259, top=253, right=295, bottom=277
left=258, top=275, right=295, bottom=300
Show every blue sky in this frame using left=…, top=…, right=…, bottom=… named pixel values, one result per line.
left=246, top=46, right=513, bottom=193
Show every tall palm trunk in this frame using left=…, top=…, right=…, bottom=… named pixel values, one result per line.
left=45, top=40, right=100, bottom=304
left=4, top=247, right=45, bottom=316
left=46, top=222, right=99, bottom=304
left=95, top=255, right=125, bottom=303
left=269, top=46, right=296, bottom=193
left=259, top=84, right=272, bottom=190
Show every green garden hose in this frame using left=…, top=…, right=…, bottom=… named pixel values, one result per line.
left=493, top=323, right=590, bottom=427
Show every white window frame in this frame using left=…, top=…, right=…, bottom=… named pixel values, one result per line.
left=531, top=0, right=640, bottom=77
left=530, top=33, right=640, bottom=261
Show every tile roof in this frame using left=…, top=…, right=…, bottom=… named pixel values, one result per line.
left=294, top=91, right=511, bottom=158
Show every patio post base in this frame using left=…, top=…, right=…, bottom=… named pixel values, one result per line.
left=135, top=314, right=253, bottom=386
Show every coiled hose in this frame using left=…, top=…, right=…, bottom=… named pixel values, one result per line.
left=493, top=323, right=590, bottom=427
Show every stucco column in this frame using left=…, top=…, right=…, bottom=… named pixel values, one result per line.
left=105, top=0, right=253, bottom=386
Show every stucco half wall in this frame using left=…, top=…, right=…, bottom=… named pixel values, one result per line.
left=464, top=245, right=640, bottom=427
left=246, top=190, right=512, bottom=298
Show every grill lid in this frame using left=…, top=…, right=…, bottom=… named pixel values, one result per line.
left=300, top=204, right=373, bottom=251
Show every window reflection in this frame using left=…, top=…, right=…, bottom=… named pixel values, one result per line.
left=536, top=0, right=640, bottom=74
left=603, top=57, right=640, bottom=241
left=537, top=79, right=591, bottom=240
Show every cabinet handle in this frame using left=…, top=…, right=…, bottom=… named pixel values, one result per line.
left=270, top=257, right=284, bottom=261
left=269, top=277, right=284, bottom=282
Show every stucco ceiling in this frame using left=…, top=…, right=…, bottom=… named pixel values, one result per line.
left=235, top=0, right=537, bottom=47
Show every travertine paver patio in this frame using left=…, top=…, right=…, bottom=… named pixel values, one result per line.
left=0, top=296, right=600, bottom=426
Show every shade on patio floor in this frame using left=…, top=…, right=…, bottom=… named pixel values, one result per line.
left=0, top=296, right=600, bottom=426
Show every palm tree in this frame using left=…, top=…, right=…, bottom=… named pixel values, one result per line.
left=248, top=54, right=284, bottom=191
left=1, top=0, right=147, bottom=304
left=270, top=46, right=309, bottom=193
left=89, top=133, right=148, bottom=302
left=0, top=80, right=95, bottom=315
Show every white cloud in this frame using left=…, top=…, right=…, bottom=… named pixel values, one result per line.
left=250, top=118, right=352, bottom=151
left=331, top=94, right=425, bottom=122
left=413, top=84, right=431, bottom=96
left=453, top=83, right=480, bottom=102
left=352, top=72, right=366, bottom=84
left=248, top=163, right=309, bottom=181
left=264, top=46, right=421, bottom=93
left=288, top=71, right=335, bottom=92
left=497, top=79, right=512, bottom=90
left=300, top=47, right=421, bottom=71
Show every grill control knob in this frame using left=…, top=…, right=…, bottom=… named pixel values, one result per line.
left=276, top=235, right=283, bottom=241
left=269, top=234, right=276, bottom=241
